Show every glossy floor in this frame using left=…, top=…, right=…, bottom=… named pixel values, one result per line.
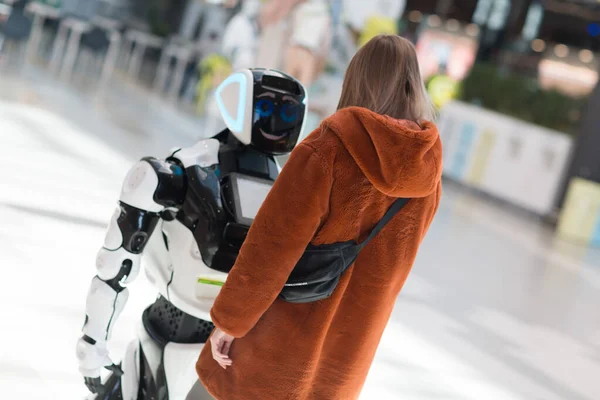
left=0, top=71, right=598, bottom=400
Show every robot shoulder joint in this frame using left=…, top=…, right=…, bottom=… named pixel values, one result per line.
left=170, top=139, right=220, bottom=169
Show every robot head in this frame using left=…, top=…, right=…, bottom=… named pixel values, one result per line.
left=215, top=68, right=307, bottom=155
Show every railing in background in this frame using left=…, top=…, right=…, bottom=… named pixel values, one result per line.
left=437, top=101, right=573, bottom=218
left=557, top=178, right=600, bottom=248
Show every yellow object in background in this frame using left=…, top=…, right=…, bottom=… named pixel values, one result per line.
left=358, top=16, right=397, bottom=47
left=196, top=54, right=232, bottom=115
left=557, top=177, right=600, bottom=246
left=428, top=75, right=460, bottom=108
left=468, top=129, right=497, bottom=186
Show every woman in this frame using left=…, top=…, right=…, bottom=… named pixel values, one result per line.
left=197, top=34, right=442, bottom=400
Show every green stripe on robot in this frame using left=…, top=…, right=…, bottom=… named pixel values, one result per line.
left=197, top=278, right=225, bottom=287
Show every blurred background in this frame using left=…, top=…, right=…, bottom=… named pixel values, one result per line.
left=0, top=0, right=599, bottom=399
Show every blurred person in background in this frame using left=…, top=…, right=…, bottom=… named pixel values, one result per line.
left=258, top=0, right=332, bottom=87
left=299, top=0, right=405, bottom=144
left=198, top=0, right=331, bottom=138
left=195, top=54, right=231, bottom=130
left=255, top=0, right=301, bottom=69
left=255, top=0, right=333, bottom=150
left=221, top=0, right=262, bottom=69
left=283, top=0, right=332, bottom=86
left=193, top=0, right=256, bottom=132
left=196, top=34, right=442, bottom=400
left=342, top=0, right=405, bottom=46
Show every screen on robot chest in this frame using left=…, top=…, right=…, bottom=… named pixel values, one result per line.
left=229, top=173, right=274, bottom=225
left=237, top=178, right=272, bottom=219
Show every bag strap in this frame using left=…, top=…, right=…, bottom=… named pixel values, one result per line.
left=358, top=198, right=411, bottom=250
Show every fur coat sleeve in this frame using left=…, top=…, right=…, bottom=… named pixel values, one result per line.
left=210, top=142, right=332, bottom=338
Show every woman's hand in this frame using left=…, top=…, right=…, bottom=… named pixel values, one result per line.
left=210, top=328, right=234, bottom=369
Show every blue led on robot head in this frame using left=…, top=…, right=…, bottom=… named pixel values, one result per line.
left=280, top=103, right=299, bottom=123
left=215, top=72, right=248, bottom=134
left=255, top=98, right=274, bottom=118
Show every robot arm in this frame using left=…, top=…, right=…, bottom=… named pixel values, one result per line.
left=77, top=158, right=186, bottom=393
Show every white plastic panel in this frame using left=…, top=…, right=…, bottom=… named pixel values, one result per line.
left=120, top=339, right=140, bottom=400
left=215, top=69, right=254, bottom=145
left=173, top=139, right=220, bottom=168
left=163, top=342, right=206, bottom=400
left=120, top=161, right=163, bottom=213
left=160, top=220, right=225, bottom=321
left=103, top=206, right=124, bottom=250
left=83, top=277, right=129, bottom=342
left=96, top=247, right=141, bottom=281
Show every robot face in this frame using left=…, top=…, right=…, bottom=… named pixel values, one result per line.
left=251, top=78, right=306, bottom=155
left=215, top=69, right=307, bottom=155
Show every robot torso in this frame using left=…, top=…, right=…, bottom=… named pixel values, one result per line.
left=144, top=134, right=279, bottom=321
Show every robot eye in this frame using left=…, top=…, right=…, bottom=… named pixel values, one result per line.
left=280, top=103, right=299, bottom=123
left=255, top=99, right=274, bottom=118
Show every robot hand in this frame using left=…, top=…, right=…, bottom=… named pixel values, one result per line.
left=76, top=337, right=123, bottom=394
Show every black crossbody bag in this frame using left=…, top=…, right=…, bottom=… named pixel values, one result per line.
left=280, top=198, right=411, bottom=303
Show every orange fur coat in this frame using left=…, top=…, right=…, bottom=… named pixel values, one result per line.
left=196, top=106, right=443, bottom=399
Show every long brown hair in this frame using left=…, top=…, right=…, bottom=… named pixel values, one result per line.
left=337, top=35, right=435, bottom=122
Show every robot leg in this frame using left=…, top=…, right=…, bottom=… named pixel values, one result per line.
left=134, top=328, right=213, bottom=400
left=163, top=342, right=208, bottom=400
left=94, top=319, right=173, bottom=400
left=136, top=321, right=165, bottom=399
left=120, top=337, right=142, bottom=400
left=136, top=296, right=215, bottom=399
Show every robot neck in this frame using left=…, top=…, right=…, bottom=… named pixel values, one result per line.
left=212, top=128, right=232, bottom=146
left=214, top=129, right=279, bottom=181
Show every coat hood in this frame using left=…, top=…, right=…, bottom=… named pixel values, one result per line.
left=323, top=107, right=442, bottom=198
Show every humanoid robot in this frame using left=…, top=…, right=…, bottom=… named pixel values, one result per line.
left=76, top=68, right=307, bottom=399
